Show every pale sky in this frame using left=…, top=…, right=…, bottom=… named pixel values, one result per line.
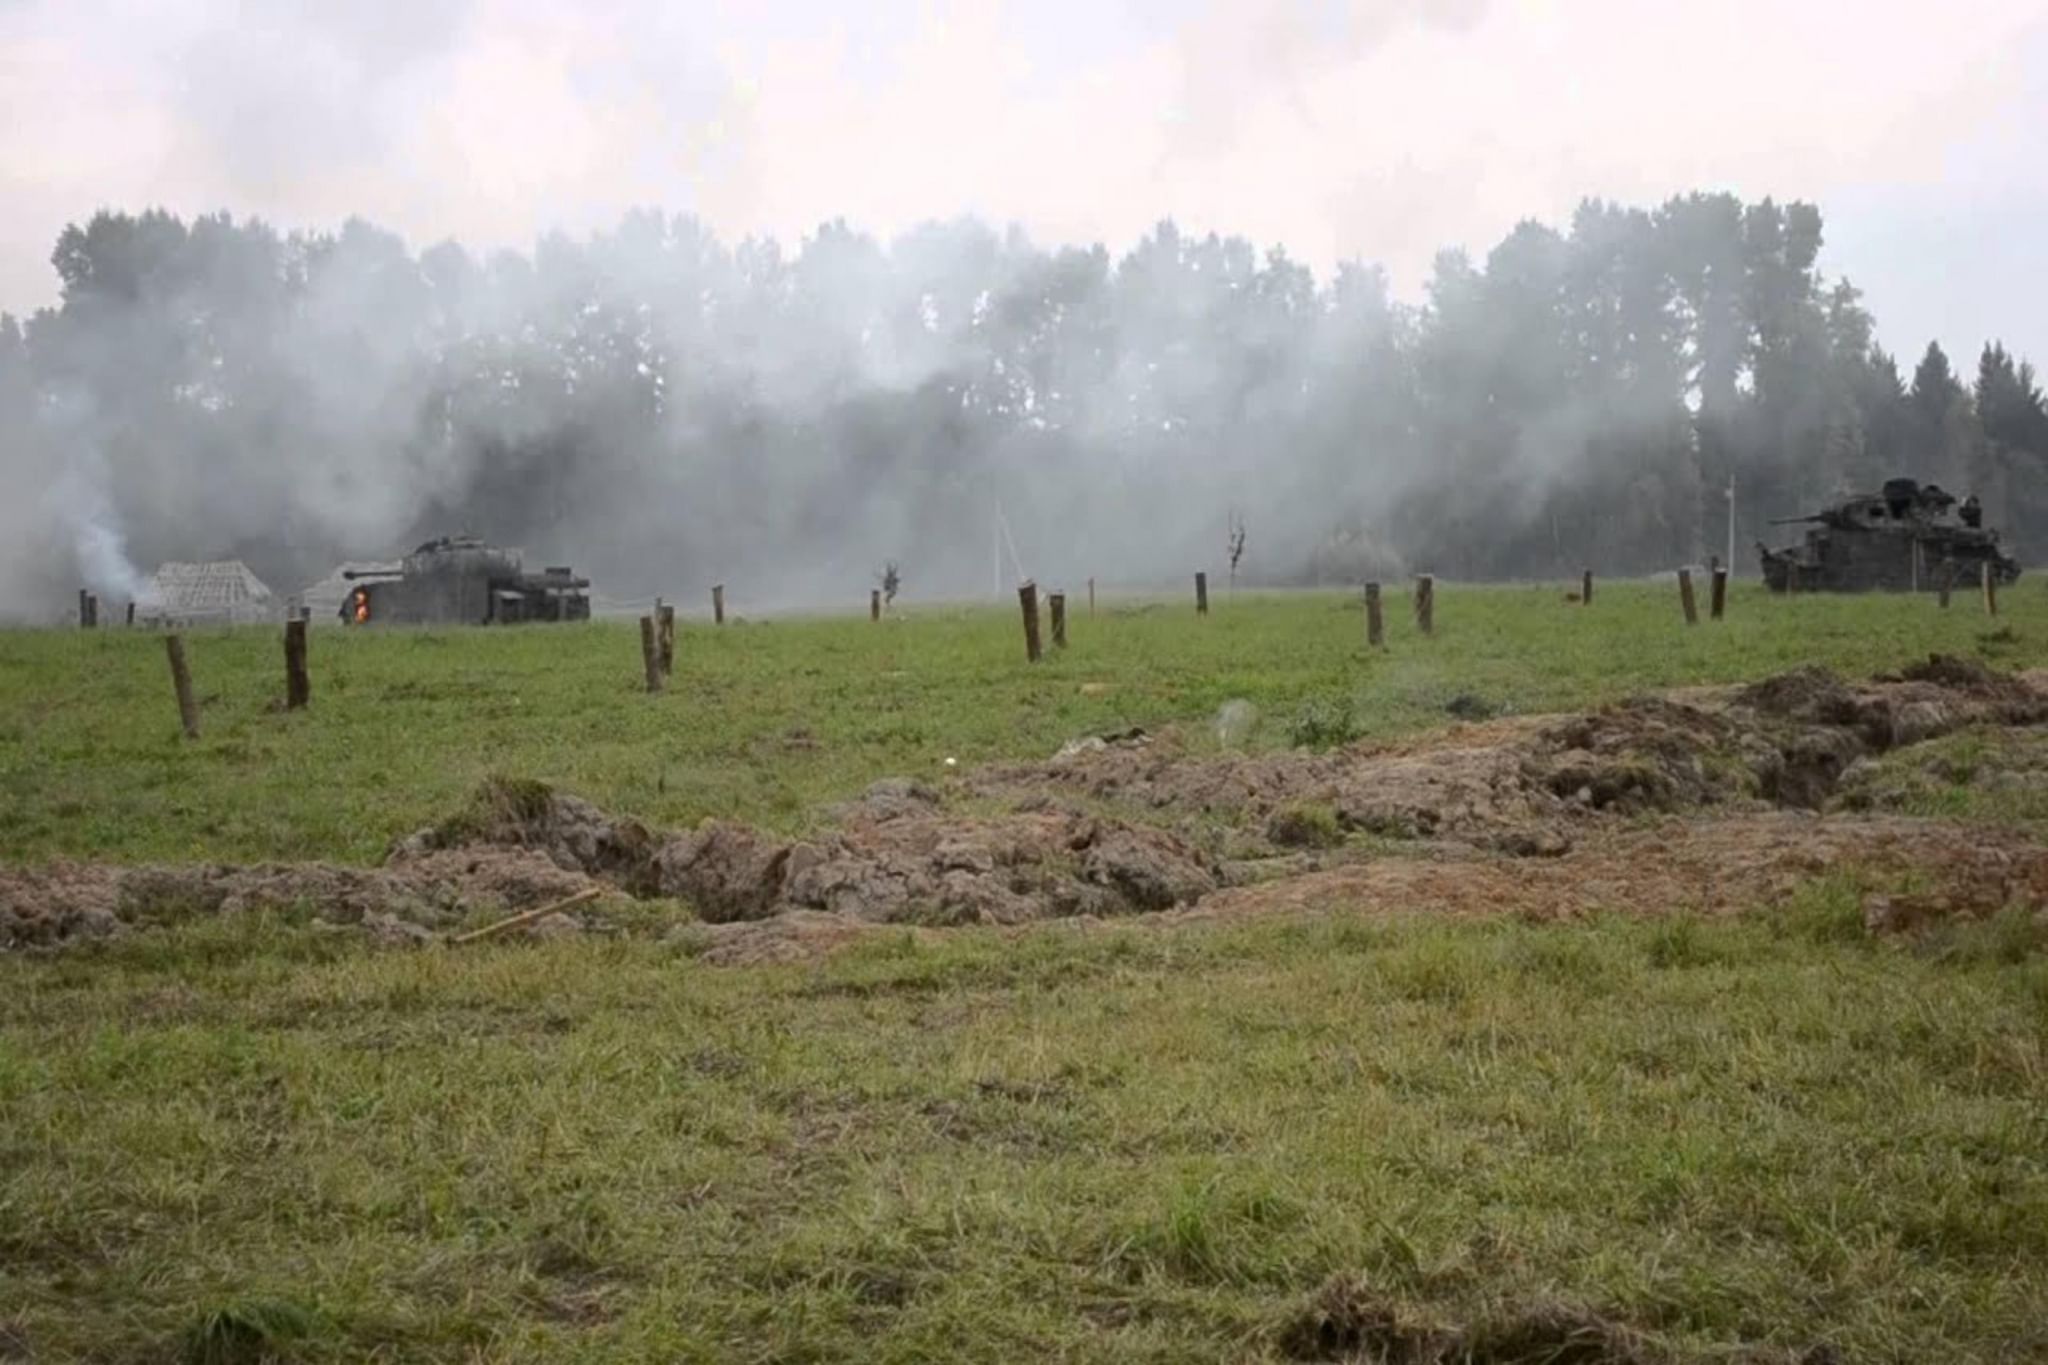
left=3, top=0, right=2045, bottom=370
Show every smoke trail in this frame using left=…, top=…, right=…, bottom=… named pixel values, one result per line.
left=46, top=446, right=154, bottom=605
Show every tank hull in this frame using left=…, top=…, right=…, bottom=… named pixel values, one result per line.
left=1758, top=529, right=2020, bottom=593
left=1757, top=480, right=2022, bottom=593
left=344, top=537, right=591, bottom=625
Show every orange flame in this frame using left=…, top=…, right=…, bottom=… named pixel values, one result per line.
left=352, top=590, right=369, bottom=624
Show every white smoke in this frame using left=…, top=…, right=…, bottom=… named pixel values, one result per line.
left=46, top=445, right=153, bottom=605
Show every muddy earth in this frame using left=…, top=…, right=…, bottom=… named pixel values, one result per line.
left=6, top=654, right=2047, bottom=958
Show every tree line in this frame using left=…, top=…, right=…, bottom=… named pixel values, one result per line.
left=1, top=193, right=2042, bottom=612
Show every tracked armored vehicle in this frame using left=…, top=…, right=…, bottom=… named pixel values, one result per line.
left=1757, top=478, right=2021, bottom=593
left=342, top=535, right=591, bottom=625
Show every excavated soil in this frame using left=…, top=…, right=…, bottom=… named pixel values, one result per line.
left=0, top=848, right=595, bottom=950
left=1186, top=813, right=2048, bottom=930
left=6, top=654, right=2047, bottom=956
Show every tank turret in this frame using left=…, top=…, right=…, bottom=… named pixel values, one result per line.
left=1757, top=479, right=2020, bottom=593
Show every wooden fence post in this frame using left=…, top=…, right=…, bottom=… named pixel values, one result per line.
left=1018, top=580, right=1043, bottom=663
left=657, top=604, right=675, bottom=675
left=1983, top=562, right=1998, bottom=617
left=1581, top=569, right=1593, bottom=605
left=1710, top=566, right=1728, bottom=621
left=870, top=588, right=881, bottom=622
left=126, top=601, right=136, bottom=627
left=639, top=615, right=663, bottom=693
left=712, top=584, right=726, bottom=625
left=1414, top=574, right=1434, bottom=635
left=1049, top=592, right=1067, bottom=648
left=165, top=635, right=199, bottom=739
left=1365, top=581, right=1384, bottom=648
left=1678, top=568, right=1698, bottom=625
left=1195, top=572, right=1209, bottom=616
left=283, top=618, right=310, bottom=710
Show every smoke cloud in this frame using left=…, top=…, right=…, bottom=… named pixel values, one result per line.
left=5, top=190, right=2040, bottom=625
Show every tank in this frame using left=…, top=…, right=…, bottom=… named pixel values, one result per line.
left=1757, top=479, right=2021, bottom=593
left=341, top=535, right=591, bottom=624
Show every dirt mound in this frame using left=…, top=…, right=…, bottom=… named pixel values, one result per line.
left=981, top=659, right=2048, bottom=847
left=1734, top=665, right=1861, bottom=722
left=1279, top=1276, right=1659, bottom=1364
left=647, top=809, right=1219, bottom=926
left=1737, top=655, right=2048, bottom=751
left=1898, top=651, right=2021, bottom=693
left=393, top=772, right=1223, bottom=929
left=1189, top=813, right=2048, bottom=928
left=13, top=658, right=2048, bottom=956
left=0, top=848, right=594, bottom=951
left=397, top=777, right=664, bottom=894
left=976, top=718, right=1569, bottom=854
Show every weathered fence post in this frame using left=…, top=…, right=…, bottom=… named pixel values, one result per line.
left=1938, top=561, right=1953, bottom=609
left=165, top=635, right=199, bottom=739
left=126, top=601, right=136, bottom=627
left=1365, top=581, right=1384, bottom=648
left=712, top=583, right=726, bottom=625
left=1710, top=565, right=1728, bottom=621
left=870, top=588, right=881, bottom=622
left=1049, top=592, right=1067, bottom=648
left=1678, top=568, right=1699, bottom=625
left=79, top=588, right=90, bottom=629
left=1581, top=569, right=1593, bottom=605
left=657, top=604, right=675, bottom=675
left=1018, top=580, right=1043, bottom=662
left=639, top=615, right=663, bottom=693
left=1195, top=572, right=1209, bottom=616
left=1414, top=574, right=1434, bottom=635
left=1088, top=578, right=1096, bottom=616
left=1983, top=562, right=1998, bottom=617
left=283, top=618, right=310, bottom=710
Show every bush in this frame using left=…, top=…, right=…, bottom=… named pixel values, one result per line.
left=1289, top=697, right=1360, bottom=750
left=1267, top=802, right=1343, bottom=849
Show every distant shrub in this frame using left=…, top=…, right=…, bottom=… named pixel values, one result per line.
left=1288, top=697, right=1360, bottom=751
left=1267, top=802, right=1343, bottom=849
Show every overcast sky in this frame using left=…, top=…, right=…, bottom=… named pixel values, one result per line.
left=3, top=0, right=2044, bottom=371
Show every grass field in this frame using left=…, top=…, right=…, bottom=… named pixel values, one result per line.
left=5, top=582, right=2048, bottom=1362
left=3, top=581, right=2043, bottom=865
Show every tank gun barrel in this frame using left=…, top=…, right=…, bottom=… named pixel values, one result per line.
left=341, top=569, right=403, bottom=581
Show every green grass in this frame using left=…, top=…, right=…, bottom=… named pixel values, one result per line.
left=6, top=582, right=2048, bottom=1360
left=3, top=581, right=2042, bottom=864
left=3, top=902, right=2045, bottom=1361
